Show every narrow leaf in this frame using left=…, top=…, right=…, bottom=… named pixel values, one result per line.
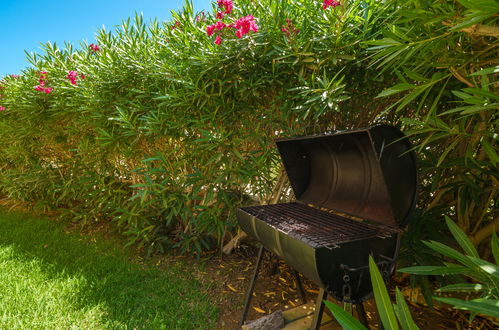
left=324, top=301, right=367, bottom=330
left=492, top=231, right=499, bottom=265
left=394, top=288, right=419, bottom=330
left=481, top=139, right=499, bottom=165
left=398, top=265, right=468, bottom=275
left=435, top=298, right=499, bottom=318
left=436, top=283, right=485, bottom=293
left=369, top=256, right=399, bottom=330
left=466, top=256, right=499, bottom=279
left=445, top=216, right=479, bottom=257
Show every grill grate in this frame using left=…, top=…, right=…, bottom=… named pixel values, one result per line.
left=240, top=203, right=399, bottom=248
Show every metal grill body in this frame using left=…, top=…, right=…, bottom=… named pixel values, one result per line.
left=237, top=125, right=418, bottom=327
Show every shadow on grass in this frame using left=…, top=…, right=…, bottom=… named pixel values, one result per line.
left=0, top=210, right=218, bottom=329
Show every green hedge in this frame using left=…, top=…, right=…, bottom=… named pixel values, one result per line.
left=0, top=0, right=496, bottom=256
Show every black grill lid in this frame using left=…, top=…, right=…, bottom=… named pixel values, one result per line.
left=275, top=124, right=417, bottom=228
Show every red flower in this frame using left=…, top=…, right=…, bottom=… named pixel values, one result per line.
left=0, top=106, right=5, bottom=111
left=216, top=11, right=225, bottom=19
left=44, top=87, right=53, bottom=94
left=233, top=15, right=258, bottom=38
left=323, top=0, right=340, bottom=10
left=206, top=24, right=216, bottom=36
left=214, top=35, right=222, bottom=45
left=281, top=18, right=299, bottom=38
left=89, top=43, right=100, bottom=53
left=66, top=70, right=79, bottom=85
left=80, top=73, right=86, bottom=79
left=217, top=0, right=233, bottom=15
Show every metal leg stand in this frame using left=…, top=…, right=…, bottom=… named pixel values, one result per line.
left=356, top=302, right=369, bottom=327
left=311, top=288, right=327, bottom=330
left=239, top=245, right=265, bottom=328
left=293, top=270, right=307, bottom=304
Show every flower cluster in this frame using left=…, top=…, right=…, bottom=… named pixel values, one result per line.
left=195, top=12, right=206, bottom=22
left=281, top=18, right=299, bottom=38
left=233, top=15, right=258, bottom=39
left=206, top=18, right=258, bottom=45
left=171, top=21, right=181, bottom=29
left=323, top=0, right=341, bottom=10
left=66, top=70, right=86, bottom=85
left=34, top=71, right=53, bottom=94
left=89, top=43, right=100, bottom=53
left=216, top=0, right=233, bottom=19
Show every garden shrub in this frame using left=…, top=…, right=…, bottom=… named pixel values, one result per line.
left=0, top=0, right=496, bottom=257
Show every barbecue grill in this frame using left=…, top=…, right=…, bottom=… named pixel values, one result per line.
left=237, top=124, right=417, bottom=328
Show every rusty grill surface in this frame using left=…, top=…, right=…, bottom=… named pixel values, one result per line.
left=240, top=202, right=399, bottom=248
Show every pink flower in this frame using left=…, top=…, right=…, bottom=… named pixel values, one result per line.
left=233, top=15, right=258, bottom=38
left=214, top=35, right=222, bottom=45
left=10, top=74, right=19, bottom=78
left=0, top=106, right=5, bottom=111
left=323, top=0, right=341, bottom=10
left=89, top=43, right=100, bottom=53
left=217, top=0, right=233, bottom=14
left=196, top=12, right=206, bottom=22
left=80, top=73, right=86, bottom=79
left=281, top=18, right=299, bottom=38
left=66, top=71, right=77, bottom=85
left=66, top=70, right=78, bottom=85
left=215, top=21, right=226, bottom=30
left=171, top=21, right=181, bottom=29
left=216, top=11, right=225, bottom=19
left=206, top=24, right=216, bottom=36
left=44, top=87, right=53, bottom=94
left=34, top=85, right=45, bottom=92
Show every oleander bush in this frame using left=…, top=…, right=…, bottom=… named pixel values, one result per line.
left=0, top=0, right=496, bottom=258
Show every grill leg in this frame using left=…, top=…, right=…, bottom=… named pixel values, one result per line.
left=239, top=245, right=265, bottom=328
left=293, top=270, right=307, bottom=304
left=311, top=288, right=327, bottom=330
left=356, top=302, right=369, bottom=327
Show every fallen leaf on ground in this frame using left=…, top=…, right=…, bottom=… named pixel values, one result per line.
left=253, top=307, right=266, bottom=313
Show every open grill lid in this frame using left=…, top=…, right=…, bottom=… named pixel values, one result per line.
left=275, top=124, right=417, bottom=228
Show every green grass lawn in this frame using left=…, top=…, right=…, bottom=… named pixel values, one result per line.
left=0, top=210, right=218, bottom=329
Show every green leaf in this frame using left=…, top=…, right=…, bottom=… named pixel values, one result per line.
left=435, top=298, right=499, bottom=318
left=492, top=231, right=499, bottom=265
left=481, top=139, right=499, bottom=165
left=324, top=301, right=367, bottom=330
left=422, top=240, right=476, bottom=269
left=376, top=83, right=415, bottom=98
left=469, top=66, right=499, bottom=76
left=394, top=288, right=419, bottom=330
left=457, top=0, right=499, bottom=12
left=466, top=256, right=499, bottom=280
left=369, top=256, right=399, bottom=330
left=436, top=283, right=485, bottom=293
left=396, top=85, right=429, bottom=112
left=445, top=216, right=479, bottom=257
left=398, top=265, right=468, bottom=275
left=436, top=138, right=460, bottom=167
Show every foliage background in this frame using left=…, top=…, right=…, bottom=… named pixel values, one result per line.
left=0, top=0, right=496, bottom=259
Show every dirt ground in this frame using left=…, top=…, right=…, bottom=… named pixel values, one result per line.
left=152, top=242, right=497, bottom=330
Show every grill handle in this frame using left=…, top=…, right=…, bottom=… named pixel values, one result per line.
left=339, top=254, right=396, bottom=279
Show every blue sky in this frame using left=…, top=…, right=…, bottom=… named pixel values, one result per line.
left=0, top=0, right=212, bottom=76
